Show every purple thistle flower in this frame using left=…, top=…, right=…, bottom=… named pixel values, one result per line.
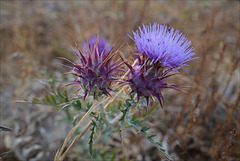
left=123, top=56, right=179, bottom=107
left=129, top=23, right=196, bottom=71
left=84, top=36, right=112, bottom=55
left=62, top=37, right=120, bottom=99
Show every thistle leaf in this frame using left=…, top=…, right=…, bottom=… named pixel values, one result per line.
left=88, top=120, right=97, bottom=157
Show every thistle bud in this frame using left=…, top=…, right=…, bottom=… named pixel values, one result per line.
left=62, top=37, right=120, bottom=99
left=125, top=56, right=176, bottom=107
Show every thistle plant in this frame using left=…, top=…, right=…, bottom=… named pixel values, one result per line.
left=24, top=23, right=196, bottom=161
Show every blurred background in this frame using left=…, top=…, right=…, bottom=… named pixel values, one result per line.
left=0, top=1, right=239, bottom=161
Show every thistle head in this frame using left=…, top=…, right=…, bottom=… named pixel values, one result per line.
left=124, top=56, right=177, bottom=107
left=125, top=23, right=197, bottom=107
left=63, top=37, right=119, bottom=99
left=129, top=23, right=196, bottom=71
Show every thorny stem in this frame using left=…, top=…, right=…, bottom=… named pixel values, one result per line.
left=55, top=59, right=138, bottom=161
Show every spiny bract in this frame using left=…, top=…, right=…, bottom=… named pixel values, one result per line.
left=62, top=37, right=120, bottom=99
left=124, top=56, right=178, bottom=107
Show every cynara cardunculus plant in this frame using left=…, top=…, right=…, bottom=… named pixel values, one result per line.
left=62, top=37, right=119, bottom=99
left=125, top=23, right=196, bottom=106
left=26, top=24, right=197, bottom=161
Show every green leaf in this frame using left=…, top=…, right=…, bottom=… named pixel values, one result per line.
left=129, top=120, right=173, bottom=160
left=73, top=100, right=82, bottom=111
left=141, top=126, right=150, bottom=132
left=89, top=120, right=97, bottom=157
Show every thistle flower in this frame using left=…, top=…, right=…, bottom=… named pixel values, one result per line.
left=123, top=56, right=178, bottom=107
left=84, top=36, right=112, bottom=55
left=62, top=37, right=120, bottom=99
left=129, top=23, right=195, bottom=71
left=124, top=23, right=196, bottom=106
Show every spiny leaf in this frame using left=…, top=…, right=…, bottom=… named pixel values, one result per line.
left=141, top=126, right=150, bottom=132
left=73, top=100, right=82, bottom=111
left=89, top=120, right=97, bottom=157
left=129, top=121, right=173, bottom=160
